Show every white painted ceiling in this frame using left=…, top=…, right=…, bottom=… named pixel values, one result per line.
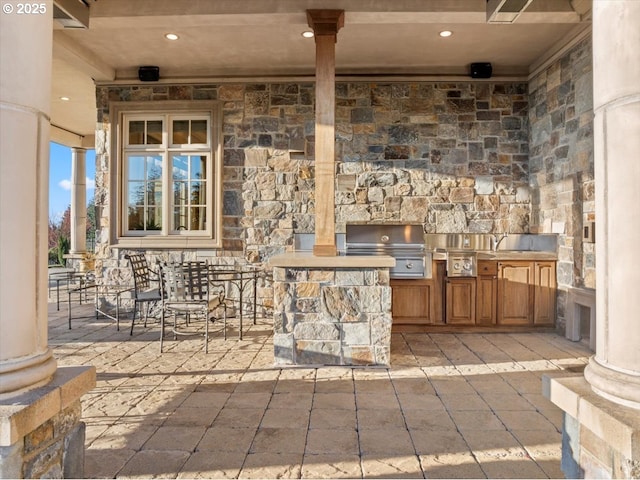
left=50, top=0, right=591, bottom=145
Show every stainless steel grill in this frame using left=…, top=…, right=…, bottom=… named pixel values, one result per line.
left=345, top=224, right=431, bottom=279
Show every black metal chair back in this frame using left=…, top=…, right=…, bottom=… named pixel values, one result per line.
left=182, top=261, right=209, bottom=301
left=158, top=260, right=225, bottom=353
left=128, top=253, right=151, bottom=291
left=125, top=253, right=162, bottom=335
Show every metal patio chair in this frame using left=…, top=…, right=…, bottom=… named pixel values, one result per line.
left=125, top=253, right=163, bottom=335
left=159, top=260, right=226, bottom=353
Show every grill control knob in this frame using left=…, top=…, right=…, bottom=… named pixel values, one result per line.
left=381, top=235, right=389, bottom=242
left=405, top=263, right=414, bottom=269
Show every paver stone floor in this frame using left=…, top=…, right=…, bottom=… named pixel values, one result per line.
left=48, top=298, right=591, bottom=479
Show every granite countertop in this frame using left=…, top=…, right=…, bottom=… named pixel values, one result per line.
left=269, top=252, right=396, bottom=268
left=477, top=251, right=557, bottom=261
left=432, top=250, right=557, bottom=261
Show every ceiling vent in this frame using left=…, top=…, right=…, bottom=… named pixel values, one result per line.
left=486, top=0, right=534, bottom=23
left=53, top=0, right=90, bottom=29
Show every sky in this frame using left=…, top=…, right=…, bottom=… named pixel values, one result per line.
left=49, top=142, right=96, bottom=222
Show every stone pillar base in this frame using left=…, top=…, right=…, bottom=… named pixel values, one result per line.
left=544, top=374, right=640, bottom=479
left=0, top=366, right=96, bottom=479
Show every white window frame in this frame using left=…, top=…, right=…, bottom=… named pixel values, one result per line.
left=109, top=101, right=223, bottom=249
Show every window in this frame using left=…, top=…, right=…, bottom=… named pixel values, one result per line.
left=112, top=102, right=222, bottom=248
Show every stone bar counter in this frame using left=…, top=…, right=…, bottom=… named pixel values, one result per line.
left=269, top=253, right=395, bottom=366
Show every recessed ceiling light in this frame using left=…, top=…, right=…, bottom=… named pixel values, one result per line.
left=301, top=30, right=314, bottom=38
left=439, top=30, right=453, bottom=37
left=165, top=33, right=179, bottom=40
left=60, top=96, right=70, bottom=101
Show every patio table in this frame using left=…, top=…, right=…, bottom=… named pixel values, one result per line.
left=208, top=264, right=261, bottom=340
left=49, top=268, right=88, bottom=310
left=67, top=281, right=132, bottom=330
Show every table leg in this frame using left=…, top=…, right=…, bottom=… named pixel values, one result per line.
left=238, top=284, right=243, bottom=338
left=56, top=278, right=61, bottom=311
left=239, top=302, right=243, bottom=340
left=116, top=291, right=120, bottom=331
left=68, top=289, right=72, bottom=329
left=252, top=274, right=258, bottom=325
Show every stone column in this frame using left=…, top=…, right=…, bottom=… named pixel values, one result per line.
left=0, top=0, right=57, bottom=393
left=69, top=147, right=87, bottom=254
left=583, top=0, right=640, bottom=409
left=1, top=4, right=96, bottom=477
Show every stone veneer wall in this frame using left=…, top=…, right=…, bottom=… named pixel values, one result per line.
left=272, top=266, right=391, bottom=365
left=94, top=82, right=530, bottom=295
left=15, top=402, right=85, bottom=478
left=333, top=82, right=530, bottom=234
left=528, top=35, right=595, bottom=332
left=0, top=387, right=89, bottom=479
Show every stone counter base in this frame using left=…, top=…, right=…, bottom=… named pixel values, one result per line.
left=0, top=366, right=96, bottom=479
left=544, top=374, right=640, bottom=479
left=272, top=266, right=392, bottom=366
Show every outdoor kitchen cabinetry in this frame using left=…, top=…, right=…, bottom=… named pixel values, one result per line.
left=446, top=278, right=476, bottom=324
left=534, top=261, right=556, bottom=325
left=391, top=260, right=445, bottom=324
left=476, top=261, right=498, bottom=325
left=497, top=261, right=556, bottom=325
left=391, top=258, right=555, bottom=328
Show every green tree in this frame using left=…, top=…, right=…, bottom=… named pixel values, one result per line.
left=48, top=206, right=70, bottom=265
left=56, top=235, right=70, bottom=266
left=86, top=196, right=97, bottom=250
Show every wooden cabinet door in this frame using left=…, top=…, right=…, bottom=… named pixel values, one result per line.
left=446, top=278, right=476, bottom=325
left=476, top=261, right=497, bottom=325
left=390, top=261, right=445, bottom=325
left=534, top=261, right=556, bottom=325
left=391, top=279, right=432, bottom=323
left=476, top=276, right=497, bottom=324
left=431, top=260, right=446, bottom=324
left=497, top=261, right=533, bottom=325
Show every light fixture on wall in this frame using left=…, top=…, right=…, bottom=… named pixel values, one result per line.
left=439, top=30, right=453, bottom=37
left=165, top=33, right=179, bottom=40
left=301, top=30, right=314, bottom=38
left=470, top=62, right=493, bottom=78
left=138, top=66, right=160, bottom=82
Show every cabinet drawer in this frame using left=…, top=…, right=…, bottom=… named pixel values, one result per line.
left=478, top=261, right=498, bottom=275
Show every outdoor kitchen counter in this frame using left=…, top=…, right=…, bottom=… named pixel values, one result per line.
left=269, top=252, right=396, bottom=268
left=477, top=251, right=557, bottom=261
left=269, top=252, right=394, bottom=367
left=431, top=250, right=557, bottom=261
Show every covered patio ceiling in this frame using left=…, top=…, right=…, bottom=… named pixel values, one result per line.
left=51, top=0, right=591, bottom=144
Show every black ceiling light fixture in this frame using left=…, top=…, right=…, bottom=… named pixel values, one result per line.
left=470, top=62, right=493, bottom=79
left=138, top=66, right=160, bottom=82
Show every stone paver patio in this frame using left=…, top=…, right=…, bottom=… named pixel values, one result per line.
left=49, top=299, right=591, bottom=479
